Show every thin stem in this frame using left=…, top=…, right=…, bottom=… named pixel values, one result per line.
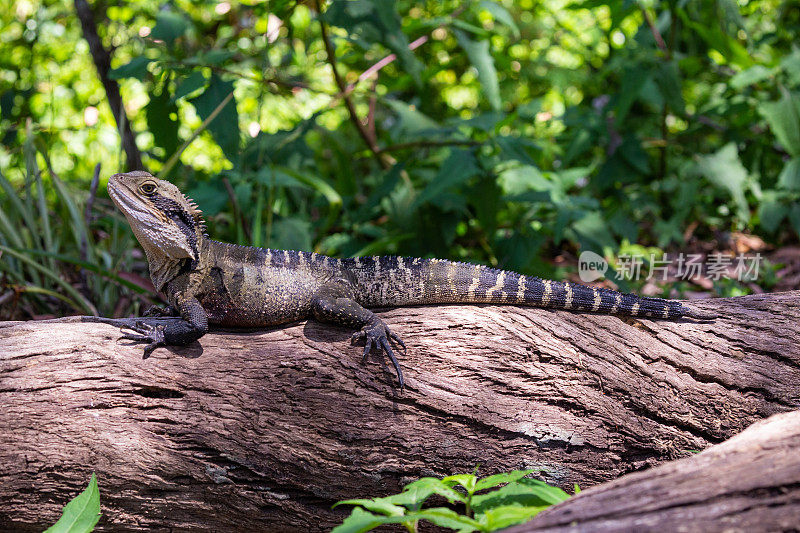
left=640, top=3, right=668, bottom=54
left=343, top=35, right=429, bottom=96
left=314, top=0, right=393, bottom=169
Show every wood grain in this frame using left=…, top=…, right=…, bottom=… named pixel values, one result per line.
left=508, top=410, right=800, bottom=532
left=1, top=291, right=798, bottom=530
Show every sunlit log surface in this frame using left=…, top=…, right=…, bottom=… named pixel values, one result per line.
left=1, top=291, right=798, bottom=530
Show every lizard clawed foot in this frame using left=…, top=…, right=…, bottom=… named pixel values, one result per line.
left=120, top=320, right=166, bottom=359
left=351, top=320, right=406, bottom=390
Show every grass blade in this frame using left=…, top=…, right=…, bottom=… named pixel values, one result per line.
left=19, top=284, right=83, bottom=311
left=18, top=249, right=154, bottom=295
left=35, top=166, right=57, bottom=272
left=50, top=171, right=95, bottom=262
left=0, top=245, right=98, bottom=315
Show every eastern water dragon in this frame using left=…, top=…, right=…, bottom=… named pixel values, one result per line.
left=81, top=171, right=714, bottom=389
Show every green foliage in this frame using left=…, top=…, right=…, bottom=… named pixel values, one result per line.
left=0, top=137, right=152, bottom=319
left=44, top=473, right=101, bottom=533
left=332, top=469, right=570, bottom=532
left=2, top=0, right=799, bottom=315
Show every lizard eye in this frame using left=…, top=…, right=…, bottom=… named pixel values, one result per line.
left=140, top=182, right=157, bottom=195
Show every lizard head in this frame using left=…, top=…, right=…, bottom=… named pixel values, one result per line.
left=108, top=172, right=205, bottom=285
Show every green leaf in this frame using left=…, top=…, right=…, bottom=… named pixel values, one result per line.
left=730, top=65, right=772, bottom=90
left=145, top=86, right=180, bottom=160
left=441, top=473, right=478, bottom=494
left=151, top=11, right=190, bottom=45
left=455, top=30, right=501, bottom=111
left=274, top=166, right=342, bottom=225
left=778, top=158, right=800, bottom=190
left=384, top=100, right=440, bottom=136
left=619, top=135, right=650, bottom=174
left=0, top=245, right=98, bottom=315
left=696, top=142, right=750, bottom=221
left=495, top=135, right=538, bottom=165
left=186, top=181, right=229, bottom=216
left=654, top=61, right=686, bottom=116
left=759, top=88, right=800, bottom=157
left=614, top=65, right=651, bottom=124
left=323, top=0, right=423, bottom=87
left=571, top=211, right=616, bottom=252
left=717, top=0, right=745, bottom=30
left=189, top=74, right=240, bottom=163
left=334, top=498, right=405, bottom=517
left=412, top=149, right=480, bottom=209
left=757, top=192, right=788, bottom=233
left=474, top=469, right=534, bottom=492
left=376, top=2, right=424, bottom=88
left=173, top=71, right=207, bottom=100
left=44, top=473, right=101, bottom=533
left=201, top=49, right=236, bottom=65
left=472, top=478, right=569, bottom=513
left=679, top=10, right=752, bottom=68
left=108, top=57, right=152, bottom=80
left=780, top=49, right=800, bottom=86
left=476, top=504, right=549, bottom=530
left=471, top=478, right=570, bottom=514
left=498, top=165, right=557, bottom=198
left=400, top=477, right=468, bottom=505
left=479, top=1, right=520, bottom=37
left=12, top=249, right=153, bottom=295
left=405, top=508, right=481, bottom=531
left=331, top=507, right=394, bottom=533
left=255, top=167, right=311, bottom=189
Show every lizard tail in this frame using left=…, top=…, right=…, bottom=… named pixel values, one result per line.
left=678, top=305, right=717, bottom=320
left=346, top=257, right=711, bottom=320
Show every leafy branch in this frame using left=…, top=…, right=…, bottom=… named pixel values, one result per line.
left=332, top=469, right=571, bottom=533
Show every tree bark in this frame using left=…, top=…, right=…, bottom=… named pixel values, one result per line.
left=0, top=291, right=798, bottom=531
left=74, top=0, right=144, bottom=171
left=508, top=410, right=800, bottom=533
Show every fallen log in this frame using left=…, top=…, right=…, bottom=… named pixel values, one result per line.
left=508, top=410, right=800, bottom=532
left=0, top=291, right=798, bottom=531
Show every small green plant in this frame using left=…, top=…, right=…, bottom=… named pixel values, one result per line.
left=44, top=473, right=101, bottom=533
left=332, top=469, right=570, bottom=533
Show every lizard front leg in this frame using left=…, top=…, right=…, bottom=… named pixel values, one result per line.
left=312, top=279, right=406, bottom=389
left=120, top=296, right=208, bottom=358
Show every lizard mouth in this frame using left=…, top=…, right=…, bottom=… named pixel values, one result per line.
left=107, top=173, right=127, bottom=209
left=107, top=173, right=155, bottom=222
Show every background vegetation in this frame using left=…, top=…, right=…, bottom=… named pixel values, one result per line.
left=1, top=0, right=799, bottom=319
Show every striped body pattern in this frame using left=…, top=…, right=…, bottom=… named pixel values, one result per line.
left=342, top=255, right=685, bottom=319
left=186, top=243, right=687, bottom=327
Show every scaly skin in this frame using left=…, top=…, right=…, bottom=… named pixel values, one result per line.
left=105, top=171, right=713, bottom=389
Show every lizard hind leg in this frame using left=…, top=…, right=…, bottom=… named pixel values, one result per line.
left=312, top=279, right=407, bottom=390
